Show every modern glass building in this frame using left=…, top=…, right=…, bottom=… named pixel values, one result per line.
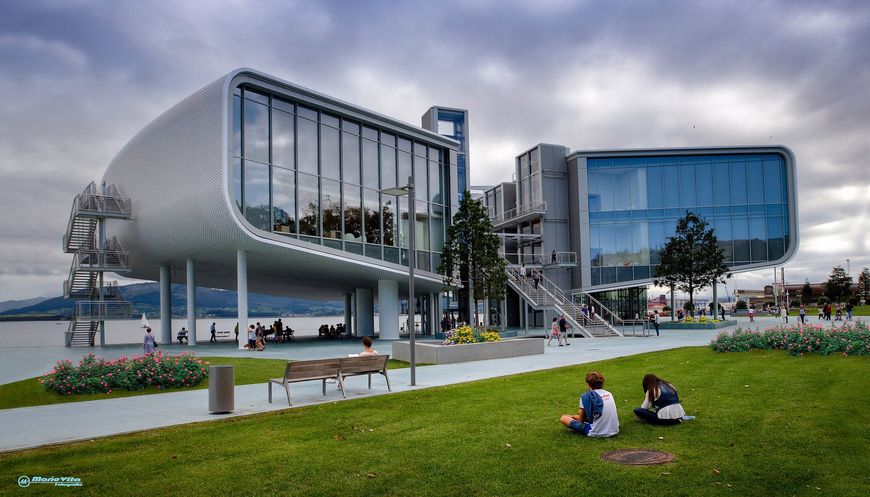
left=486, top=145, right=798, bottom=324
left=93, top=68, right=459, bottom=344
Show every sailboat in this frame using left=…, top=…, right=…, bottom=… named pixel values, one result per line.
left=141, top=313, right=150, bottom=328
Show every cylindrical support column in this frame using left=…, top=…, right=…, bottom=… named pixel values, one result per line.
left=159, top=265, right=172, bottom=344
left=186, top=258, right=197, bottom=345
left=344, top=293, right=353, bottom=336
left=237, top=250, right=248, bottom=350
left=712, top=284, right=718, bottom=319
left=356, top=288, right=374, bottom=337
left=378, top=280, right=399, bottom=339
left=429, top=293, right=438, bottom=335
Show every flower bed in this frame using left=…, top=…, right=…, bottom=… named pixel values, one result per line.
left=442, top=325, right=501, bottom=345
left=40, top=352, right=209, bottom=395
left=709, top=321, right=870, bottom=356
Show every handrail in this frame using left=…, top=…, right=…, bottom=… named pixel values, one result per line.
left=502, top=251, right=577, bottom=266
left=72, top=238, right=131, bottom=271
left=491, top=201, right=547, bottom=225
left=74, top=300, right=133, bottom=320
left=570, top=290, right=625, bottom=328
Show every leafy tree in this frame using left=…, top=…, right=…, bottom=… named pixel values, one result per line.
left=735, top=300, right=748, bottom=310
left=800, top=280, right=813, bottom=305
left=654, top=211, right=731, bottom=312
left=859, top=267, right=870, bottom=304
left=439, top=191, right=507, bottom=325
left=824, top=265, right=852, bottom=302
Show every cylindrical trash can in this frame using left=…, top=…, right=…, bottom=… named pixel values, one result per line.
left=208, top=365, right=234, bottom=414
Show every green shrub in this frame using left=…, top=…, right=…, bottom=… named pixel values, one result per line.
left=735, top=300, right=748, bottom=310
left=40, top=352, right=209, bottom=395
left=442, top=325, right=502, bottom=345
left=710, top=321, right=870, bottom=356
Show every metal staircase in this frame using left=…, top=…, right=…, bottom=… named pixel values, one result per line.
left=506, top=264, right=621, bottom=338
left=62, top=182, right=133, bottom=346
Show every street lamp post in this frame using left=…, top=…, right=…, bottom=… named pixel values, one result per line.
left=380, top=176, right=417, bottom=386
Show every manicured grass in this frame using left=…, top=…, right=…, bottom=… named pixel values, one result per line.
left=0, top=357, right=414, bottom=410
left=1, top=347, right=868, bottom=496
left=788, top=305, right=870, bottom=316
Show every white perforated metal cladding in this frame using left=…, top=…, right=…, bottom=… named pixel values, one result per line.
left=102, top=69, right=446, bottom=300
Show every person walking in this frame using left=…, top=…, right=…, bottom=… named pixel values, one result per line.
left=780, top=306, right=789, bottom=324
left=817, top=306, right=824, bottom=321
left=210, top=322, right=217, bottom=343
left=234, top=322, right=239, bottom=343
left=799, top=306, right=806, bottom=324
left=547, top=317, right=565, bottom=346
left=551, top=250, right=557, bottom=264
left=520, top=264, right=527, bottom=283
left=143, top=327, right=157, bottom=354
left=652, top=310, right=660, bottom=337
left=532, top=270, right=540, bottom=289
left=748, top=305, right=755, bottom=322
left=719, top=304, right=726, bottom=321
left=559, top=314, right=570, bottom=345
left=845, top=302, right=854, bottom=321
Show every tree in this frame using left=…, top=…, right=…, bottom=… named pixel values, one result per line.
left=800, top=280, right=813, bottom=305
left=859, top=267, right=870, bottom=304
left=654, top=211, right=731, bottom=312
left=439, top=191, right=507, bottom=325
left=824, top=265, right=852, bottom=303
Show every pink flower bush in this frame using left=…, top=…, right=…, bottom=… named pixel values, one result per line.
left=40, top=352, right=209, bottom=396
left=710, top=321, right=870, bottom=356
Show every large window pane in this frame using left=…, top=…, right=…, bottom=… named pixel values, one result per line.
left=429, top=159, right=441, bottom=204
left=732, top=216, right=750, bottom=262
left=343, top=184, right=361, bottom=241
left=747, top=160, right=764, bottom=203
left=399, top=196, right=409, bottom=249
left=713, top=162, right=730, bottom=206
left=763, top=159, right=783, bottom=203
left=244, top=100, right=269, bottom=164
left=321, top=125, right=340, bottom=180
left=342, top=132, right=360, bottom=185
left=729, top=161, right=748, bottom=204
left=714, top=217, right=733, bottom=263
left=321, top=178, right=341, bottom=239
left=272, top=108, right=295, bottom=169
left=767, top=215, right=785, bottom=260
left=416, top=200, right=430, bottom=251
left=232, top=158, right=242, bottom=210
left=297, top=172, right=319, bottom=236
left=588, top=170, right=613, bottom=212
left=612, top=169, right=630, bottom=210
left=380, top=144, right=396, bottom=189
left=414, top=155, right=428, bottom=202
left=431, top=204, right=444, bottom=253
left=679, top=165, right=696, bottom=208
left=382, top=195, right=396, bottom=246
left=272, top=167, right=296, bottom=233
left=232, top=95, right=242, bottom=158
left=750, top=217, right=767, bottom=262
left=398, top=150, right=412, bottom=186
left=244, top=161, right=270, bottom=230
left=646, top=167, right=663, bottom=209
left=663, top=166, right=679, bottom=208
left=297, top=118, right=318, bottom=175
left=362, top=139, right=378, bottom=189
left=363, top=188, right=380, bottom=244
left=590, top=224, right=602, bottom=266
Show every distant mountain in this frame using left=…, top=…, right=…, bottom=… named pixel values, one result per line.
left=0, top=283, right=343, bottom=320
left=0, top=296, right=51, bottom=313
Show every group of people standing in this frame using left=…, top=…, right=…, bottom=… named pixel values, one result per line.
left=817, top=302, right=854, bottom=321
left=560, top=371, right=689, bottom=437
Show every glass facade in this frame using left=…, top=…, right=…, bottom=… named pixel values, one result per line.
left=232, top=86, right=449, bottom=270
left=587, top=153, right=791, bottom=287
left=434, top=109, right=467, bottom=198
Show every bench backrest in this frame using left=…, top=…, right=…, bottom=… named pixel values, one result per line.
left=283, top=358, right=342, bottom=381
left=340, top=354, right=389, bottom=375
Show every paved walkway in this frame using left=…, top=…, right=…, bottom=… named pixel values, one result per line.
left=0, top=316, right=860, bottom=452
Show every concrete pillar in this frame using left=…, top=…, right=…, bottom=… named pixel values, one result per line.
left=356, top=288, right=374, bottom=337
left=712, top=284, right=719, bottom=319
left=237, top=250, right=248, bottom=349
left=378, top=279, right=399, bottom=339
left=186, top=258, right=197, bottom=345
left=344, top=293, right=353, bottom=336
left=429, top=292, right=438, bottom=335
left=159, top=265, right=172, bottom=344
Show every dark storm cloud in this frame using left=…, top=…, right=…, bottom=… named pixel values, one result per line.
left=1, top=0, right=868, bottom=299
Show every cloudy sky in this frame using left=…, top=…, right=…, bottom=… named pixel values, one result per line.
left=1, top=0, right=868, bottom=301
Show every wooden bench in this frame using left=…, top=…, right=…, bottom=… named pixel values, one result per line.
left=267, top=355, right=391, bottom=406
left=340, top=354, right=391, bottom=395
left=268, top=358, right=342, bottom=406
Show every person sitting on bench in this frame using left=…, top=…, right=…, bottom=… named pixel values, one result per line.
left=177, top=327, right=189, bottom=344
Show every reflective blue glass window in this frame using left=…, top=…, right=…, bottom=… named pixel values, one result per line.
left=679, top=164, right=696, bottom=207
left=729, top=161, right=748, bottom=204
left=233, top=95, right=242, bottom=158
left=747, top=160, right=764, bottom=203
left=244, top=100, right=269, bottom=164
left=714, top=217, right=733, bottom=262
left=663, top=166, right=679, bottom=208
left=750, top=217, right=767, bottom=262
left=767, top=215, right=785, bottom=260
left=342, top=132, right=360, bottom=185
left=713, top=162, right=730, bottom=206
left=763, top=159, right=783, bottom=203
left=695, top=163, right=713, bottom=206
left=732, top=216, right=750, bottom=262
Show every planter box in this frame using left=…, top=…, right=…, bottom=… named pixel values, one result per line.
left=658, top=320, right=735, bottom=330
left=392, top=338, right=544, bottom=365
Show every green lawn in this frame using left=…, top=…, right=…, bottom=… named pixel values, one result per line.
left=0, top=357, right=414, bottom=410
left=788, top=305, right=870, bottom=316
left=1, top=347, right=868, bottom=496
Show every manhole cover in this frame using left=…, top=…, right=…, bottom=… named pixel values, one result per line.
left=600, top=449, right=675, bottom=465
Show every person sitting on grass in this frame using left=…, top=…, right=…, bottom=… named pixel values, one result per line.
left=560, top=371, right=619, bottom=437
left=633, top=373, right=686, bottom=425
